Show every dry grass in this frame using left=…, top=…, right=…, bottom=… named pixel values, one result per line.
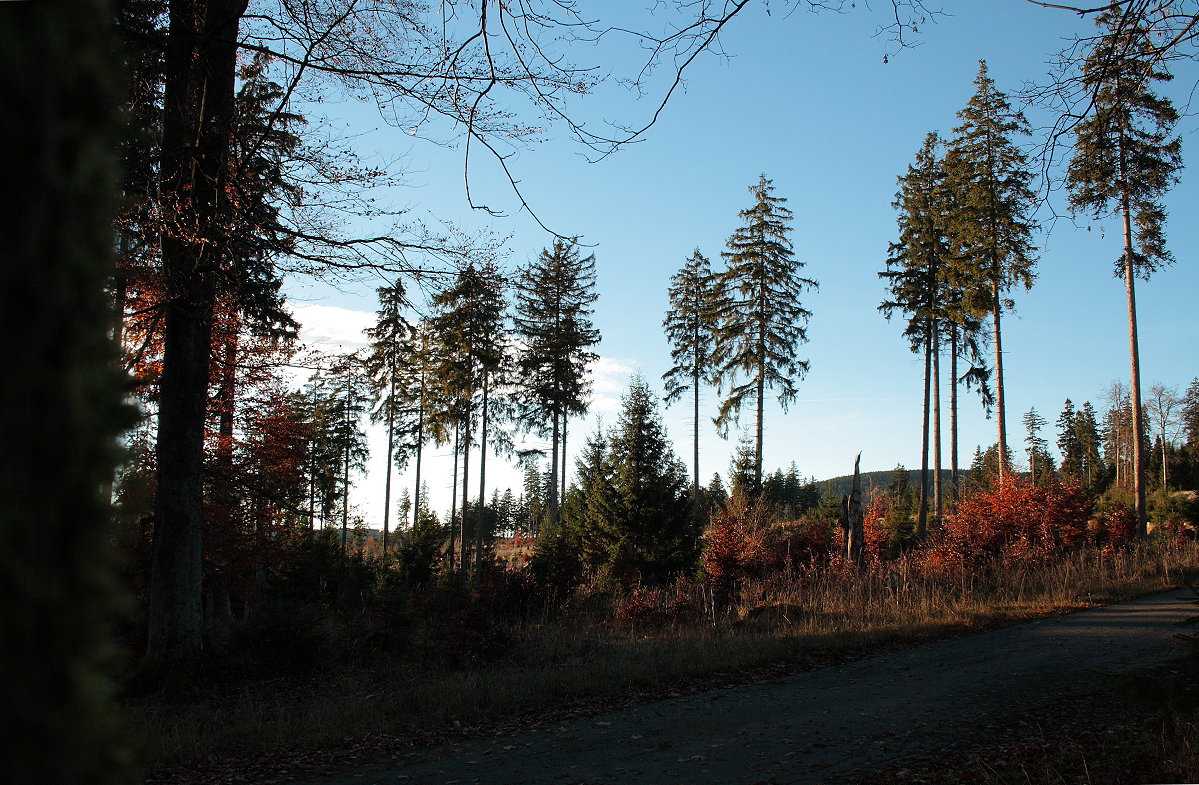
left=129, top=538, right=1199, bottom=779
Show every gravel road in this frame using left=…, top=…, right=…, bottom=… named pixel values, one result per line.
left=298, top=589, right=1196, bottom=785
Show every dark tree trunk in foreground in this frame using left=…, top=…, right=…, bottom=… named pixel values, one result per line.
left=3, top=0, right=135, bottom=779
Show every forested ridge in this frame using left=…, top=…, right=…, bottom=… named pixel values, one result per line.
left=6, top=2, right=1199, bottom=784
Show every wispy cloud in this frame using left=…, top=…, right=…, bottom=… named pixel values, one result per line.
left=290, top=303, right=374, bottom=353
left=590, top=356, right=639, bottom=413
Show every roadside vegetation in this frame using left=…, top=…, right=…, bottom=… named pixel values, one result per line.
left=125, top=472, right=1199, bottom=781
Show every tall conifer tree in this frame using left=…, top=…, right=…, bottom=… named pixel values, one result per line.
left=306, top=354, right=371, bottom=549
left=572, top=379, right=696, bottom=583
left=945, top=60, right=1039, bottom=481
left=881, top=133, right=953, bottom=536
left=1066, top=11, right=1183, bottom=535
left=363, top=281, right=414, bottom=553
left=663, top=249, right=721, bottom=507
left=514, top=240, right=600, bottom=530
left=428, top=262, right=508, bottom=571
left=713, top=175, right=817, bottom=488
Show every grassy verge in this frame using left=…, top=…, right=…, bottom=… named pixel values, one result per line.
left=128, top=539, right=1199, bottom=783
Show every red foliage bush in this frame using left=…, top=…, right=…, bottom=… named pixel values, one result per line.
left=862, top=495, right=892, bottom=563
left=939, top=477, right=1093, bottom=566
left=774, top=516, right=836, bottom=569
left=701, top=492, right=775, bottom=604
left=1092, top=504, right=1138, bottom=548
left=612, top=583, right=693, bottom=631
left=701, top=491, right=839, bottom=604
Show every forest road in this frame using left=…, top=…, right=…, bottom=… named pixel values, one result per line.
left=298, top=589, right=1196, bottom=785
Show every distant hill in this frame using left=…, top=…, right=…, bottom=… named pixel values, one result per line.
left=818, top=469, right=964, bottom=498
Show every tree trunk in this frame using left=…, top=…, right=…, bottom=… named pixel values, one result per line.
left=475, top=375, right=489, bottom=578
left=843, top=454, right=864, bottom=567
left=917, top=332, right=931, bottom=538
left=932, top=320, right=942, bottom=528
left=693, top=366, right=701, bottom=506
left=1123, top=202, right=1148, bottom=535
left=307, top=447, right=316, bottom=531
left=561, top=415, right=568, bottom=507
left=950, top=325, right=960, bottom=500
left=412, top=374, right=425, bottom=528
left=755, top=366, right=765, bottom=491
left=1161, top=426, right=1168, bottom=492
left=206, top=322, right=238, bottom=641
left=340, top=373, right=350, bottom=553
left=382, top=370, right=396, bottom=556
left=4, top=2, right=135, bottom=772
left=992, top=278, right=1008, bottom=480
left=448, top=423, right=458, bottom=567
left=147, top=0, right=248, bottom=665
left=460, top=399, right=471, bottom=571
left=549, top=404, right=560, bottom=528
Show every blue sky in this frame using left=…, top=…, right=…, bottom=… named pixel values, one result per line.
left=282, top=1, right=1199, bottom=526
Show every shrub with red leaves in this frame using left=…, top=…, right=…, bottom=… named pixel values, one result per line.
left=862, top=495, right=892, bottom=563
left=613, top=584, right=693, bottom=631
left=940, top=477, right=1093, bottom=565
left=1092, top=503, right=1138, bottom=548
left=700, top=492, right=775, bottom=605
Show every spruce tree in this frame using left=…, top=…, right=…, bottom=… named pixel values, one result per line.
left=428, top=262, right=508, bottom=572
left=1022, top=407, right=1054, bottom=486
left=363, top=280, right=414, bottom=554
left=306, top=354, right=371, bottom=549
left=1057, top=399, right=1083, bottom=480
left=1066, top=11, right=1183, bottom=534
left=562, top=429, right=617, bottom=571
left=596, top=379, right=697, bottom=583
left=514, top=240, right=600, bottom=529
left=1077, top=401, right=1106, bottom=493
left=713, top=175, right=818, bottom=487
left=663, top=249, right=721, bottom=506
left=1183, top=379, right=1199, bottom=448
left=880, top=133, right=953, bottom=536
left=945, top=60, right=1039, bottom=481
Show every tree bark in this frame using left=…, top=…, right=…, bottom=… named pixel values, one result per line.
left=549, top=404, right=560, bottom=528
left=693, top=365, right=701, bottom=506
left=950, top=325, right=960, bottom=500
left=147, top=0, right=247, bottom=665
left=341, top=372, right=352, bottom=550
left=412, top=373, right=425, bottom=528
left=917, top=331, right=931, bottom=538
left=932, top=320, right=942, bottom=527
left=1123, top=201, right=1148, bottom=535
left=842, top=454, right=865, bottom=567
left=382, top=369, right=396, bottom=555
left=992, top=278, right=1008, bottom=481
left=475, top=375, right=489, bottom=578
left=448, top=423, right=458, bottom=567
left=460, top=398, right=471, bottom=571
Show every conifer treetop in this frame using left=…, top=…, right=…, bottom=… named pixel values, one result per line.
left=945, top=60, right=1039, bottom=309
left=713, top=174, right=818, bottom=431
left=1066, top=12, right=1183, bottom=278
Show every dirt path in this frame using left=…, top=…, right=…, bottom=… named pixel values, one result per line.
left=296, top=589, right=1195, bottom=785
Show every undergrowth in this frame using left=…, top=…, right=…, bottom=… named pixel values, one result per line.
left=127, top=536, right=1199, bottom=777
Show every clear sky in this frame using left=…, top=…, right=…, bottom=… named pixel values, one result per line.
left=281, top=1, right=1199, bottom=528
